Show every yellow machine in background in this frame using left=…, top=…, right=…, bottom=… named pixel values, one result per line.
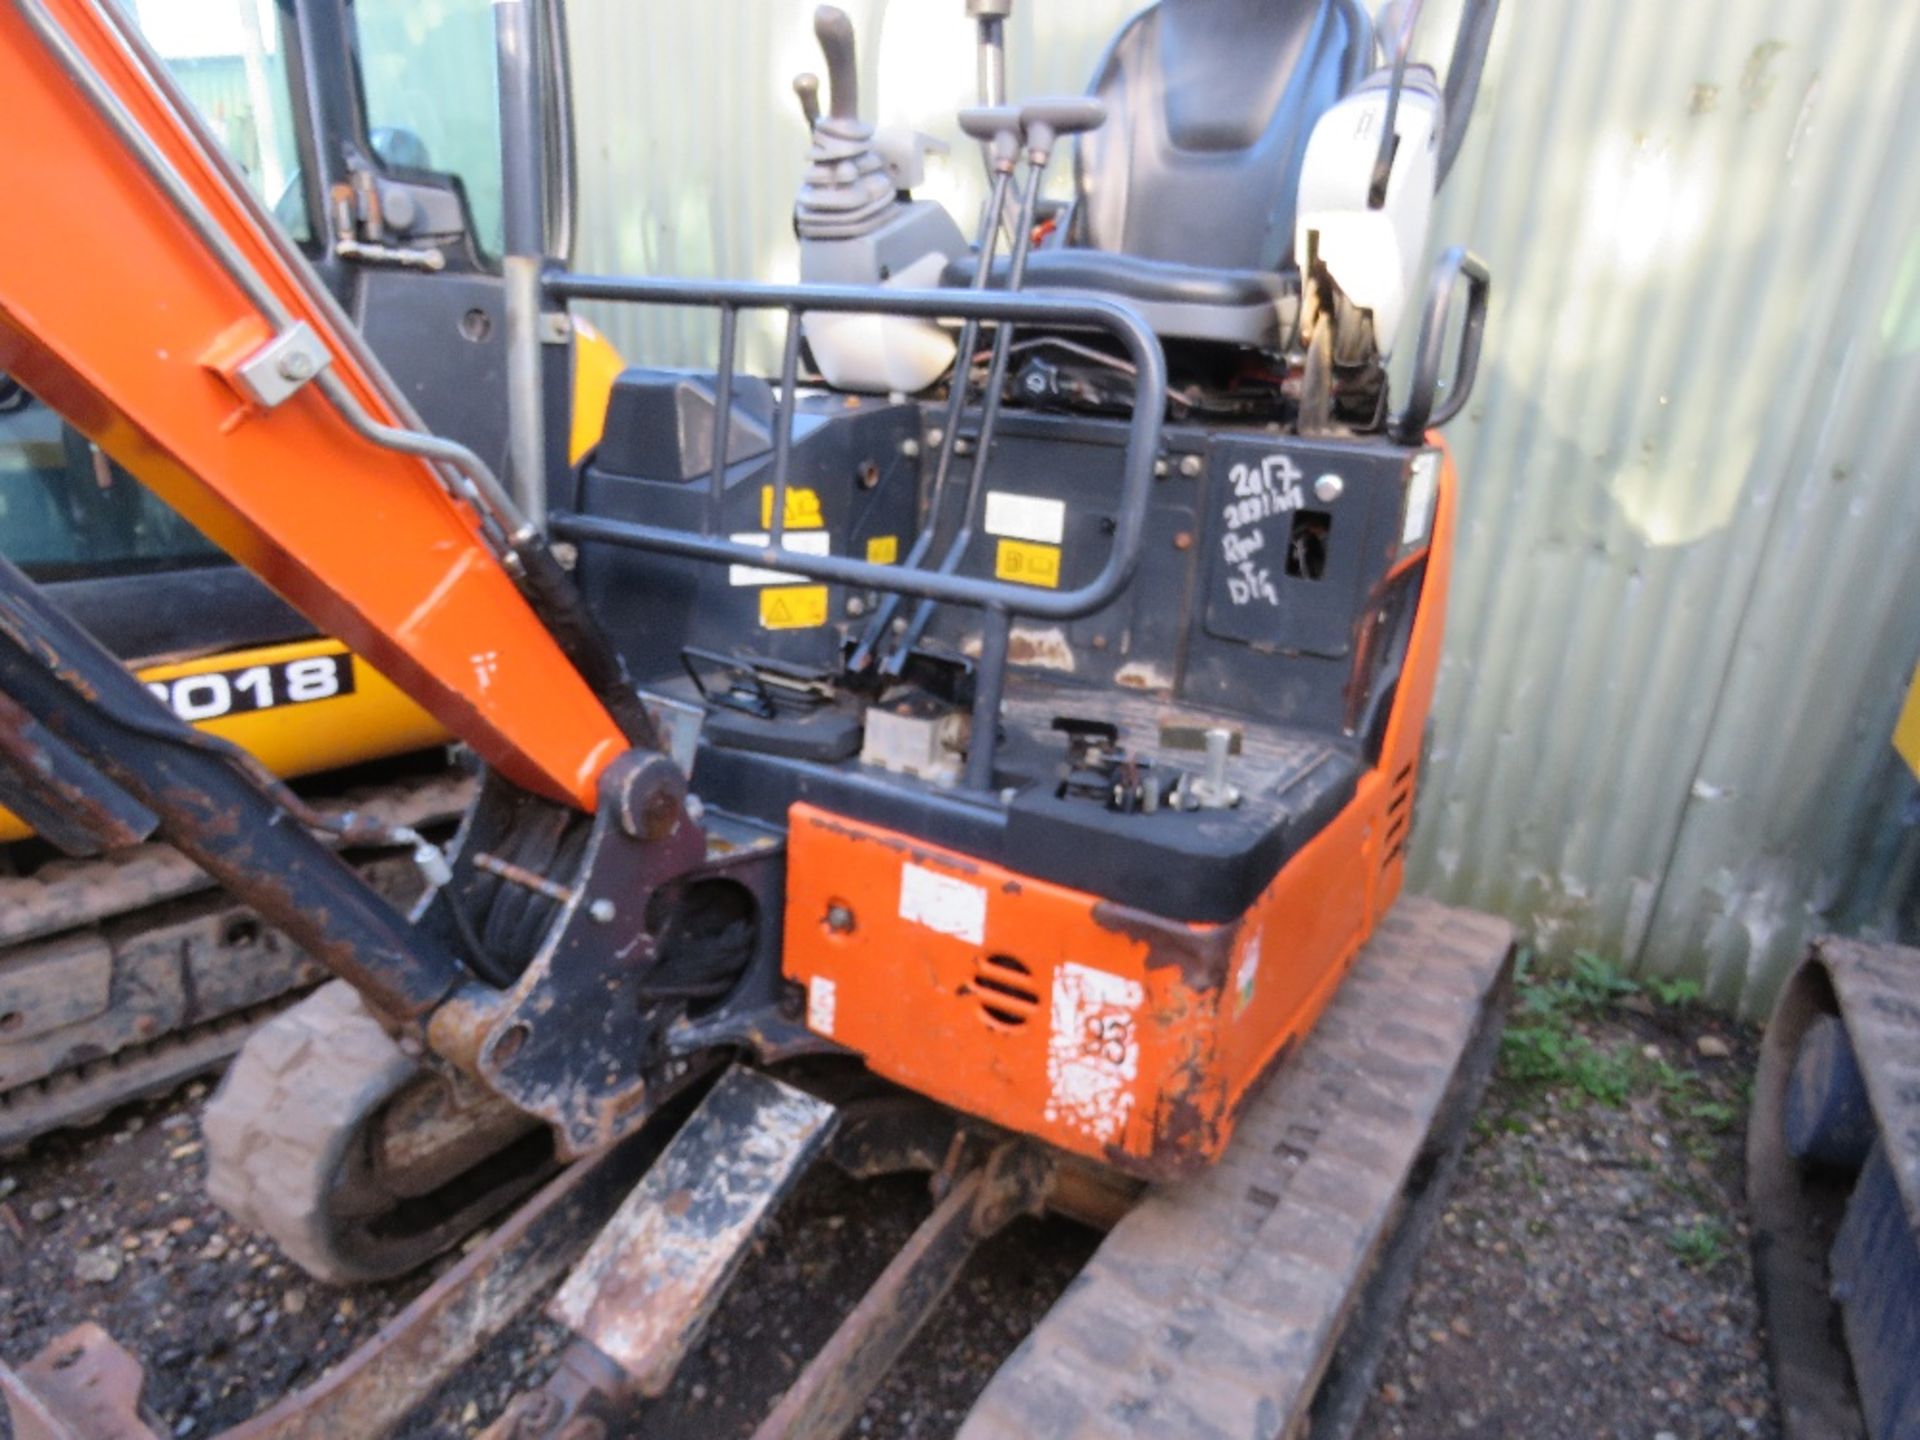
left=1897, top=659, right=1920, bottom=781
left=0, top=638, right=441, bottom=844
left=0, top=325, right=623, bottom=1145
left=0, top=323, right=623, bottom=846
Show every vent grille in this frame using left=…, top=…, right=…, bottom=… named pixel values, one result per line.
left=1382, top=764, right=1414, bottom=868
left=973, top=954, right=1041, bottom=1028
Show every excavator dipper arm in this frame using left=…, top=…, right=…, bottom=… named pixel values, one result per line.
left=0, top=0, right=626, bottom=811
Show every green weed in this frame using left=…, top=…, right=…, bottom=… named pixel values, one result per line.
left=1647, top=976, right=1702, bottom=1008
left=1499, top=1023, right=1637, bottom=1106
left=1666, top=1219, right=1730, bottom=1269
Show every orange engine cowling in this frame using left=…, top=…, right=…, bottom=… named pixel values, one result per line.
left=779, top=440, right=1455, bottom=1178
left=783, top=776, right=1399, bottom=1180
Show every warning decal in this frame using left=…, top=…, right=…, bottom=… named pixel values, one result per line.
left=759, top=586, right=829, bottom=630
left=728, top=529, right=830, bottom=586
left=994, top=539, right=1061, bottom=588
left=984, top=490, right=1066, bottom=545
left=760, top=486, right=825, bottom=530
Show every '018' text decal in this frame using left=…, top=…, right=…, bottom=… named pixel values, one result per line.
left=146, top=653, right=355, bottom=723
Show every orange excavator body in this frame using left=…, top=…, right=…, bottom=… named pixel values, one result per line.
left=0, top=0, right=624, bottom=810
left=782, top=447, right=1456, bottom=1175
left=0, top=0, right=1477, bottom=1182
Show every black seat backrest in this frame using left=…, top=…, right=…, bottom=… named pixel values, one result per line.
left=1072, top=0, right=1373, bottom=273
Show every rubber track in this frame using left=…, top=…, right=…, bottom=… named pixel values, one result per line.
left=1748, top=935, right=1920, bottom=1440
left=0, top=999, right=283, bottom=1153
left=202, top=980, right=419, bottom=1285
left=1812, top=938, right=1920, bottom=1231
left=0, top=771, right=474, bottom=947
left=0, top=772, right=472, bottom=1148
left=960, top=897, right=1514, bottom=1440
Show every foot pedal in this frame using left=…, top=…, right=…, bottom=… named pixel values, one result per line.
left=486, top=1065, right=837, bottom=1436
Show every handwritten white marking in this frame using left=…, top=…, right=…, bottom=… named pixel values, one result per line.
left=1044, top=963, right=1144, bottom=1145
left=1220, top=454, right=1306, bottom=607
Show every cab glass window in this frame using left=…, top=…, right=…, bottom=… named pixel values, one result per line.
left=119, top=0, right=308, bottom=240
left=353, top=0, right=505, bottom=256
left=0, top=386, right=222, bottom=580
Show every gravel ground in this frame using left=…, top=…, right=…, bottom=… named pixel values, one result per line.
left=0, top=959, right=1779, bottom=1439
left=1356, top=964, right=1779, bottom=1440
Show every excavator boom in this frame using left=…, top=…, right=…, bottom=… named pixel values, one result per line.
left=0, top=0, right=622, bottom=809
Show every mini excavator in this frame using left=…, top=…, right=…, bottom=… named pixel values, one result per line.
left=0, top=0, right=1513, bottom=1435
left=0, top=0, right=628, bottom=1148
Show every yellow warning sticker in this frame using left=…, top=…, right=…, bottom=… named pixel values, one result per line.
left=866, top=534, right=899, bottom=564
left=1897, top=661, right=1920, bottom=781
left=760, top=487, right=825, bottom=530
left=759, top=585, right=829, bottom=630
left=995, top=539, right=1061, bottom=588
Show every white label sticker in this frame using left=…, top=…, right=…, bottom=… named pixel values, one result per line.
left=984, top=491, right=1066, bottom=546
left=1402, top=452, right=1439, bottom=548
left=728, top=529, right=831, bottom=586
left=807, top=976, right=837, bottom=1037
left=1234, top=928, right=1262, bottom=1013
left=897, top=862, right=986, bottom=945
left=1044, top=962, right=1144, bottom=1145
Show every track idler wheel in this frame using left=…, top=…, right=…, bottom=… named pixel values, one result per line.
left=202, top=981, right=552, bottom=1285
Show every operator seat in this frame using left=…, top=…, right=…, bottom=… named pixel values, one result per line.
left=945, top=0, right=1374, bottom=347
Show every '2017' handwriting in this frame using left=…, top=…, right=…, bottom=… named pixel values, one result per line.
left=1221, top=455, right=1306, bottom=607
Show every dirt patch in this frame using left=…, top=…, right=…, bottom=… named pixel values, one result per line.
left=0, top=958, right=1779, bottom=1438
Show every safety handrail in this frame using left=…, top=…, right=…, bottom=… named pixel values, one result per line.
left=543, top=274, right=1167, bottom=791
left=542, top=274, right=1166, bottom=623
left=1391, top=246, right=1489, bottom=442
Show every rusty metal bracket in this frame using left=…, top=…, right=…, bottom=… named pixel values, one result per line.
left=0, top=1324, right=157, bottom=1440
left=482, top=1066, right=839, bottom=1437
left=0, top=690, right=156, bottom=857
left=465, top=750, right=712, bottom=1158
left=750, top=1141, right=1055, bottom=1440
left=0, top=1126, right=665, bottom=1440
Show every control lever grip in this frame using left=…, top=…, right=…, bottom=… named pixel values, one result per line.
left=957, top=104, right=1021, bottom=142
left=1018, top=97, right=1107, bottom=155
left=813, top=6, right=860, bottom=121
left=792, top=72, right=821, bottom=127
left=958, top=104, right=1023, bottom=170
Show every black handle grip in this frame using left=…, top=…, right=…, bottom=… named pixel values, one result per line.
left=1391, top=246, right=1490, bottom=441
left=813, top=6, right=859, bottom=121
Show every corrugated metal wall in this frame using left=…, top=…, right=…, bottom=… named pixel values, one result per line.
left=564, top=1, right=1920, bottom=1014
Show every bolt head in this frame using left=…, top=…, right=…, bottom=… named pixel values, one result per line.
left=276, top=351, right=315, bottom=382
left=588, top=898, right=616, bottom=924
left=1178, top=453, right=1204, bottom=477
left=826, top=903, right=855, bottom=933
left=1314, top=472, right=1345, bottom=504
